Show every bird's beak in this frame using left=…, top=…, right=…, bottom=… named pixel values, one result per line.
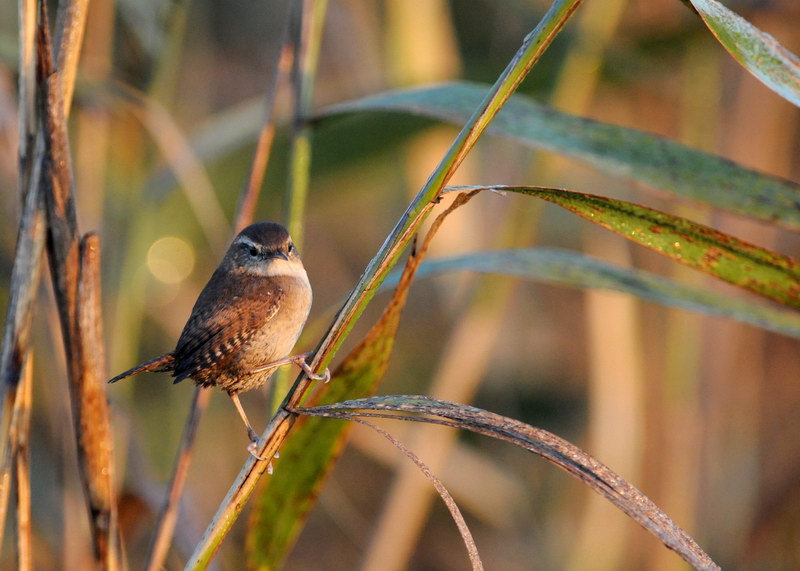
left=274, top=250, right=289, bottom=261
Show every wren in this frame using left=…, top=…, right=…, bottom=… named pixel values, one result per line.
left=109, top=222, right=329, bottom=457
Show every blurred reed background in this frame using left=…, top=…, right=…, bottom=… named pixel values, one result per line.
left=1, top=0, right=799, bottom=569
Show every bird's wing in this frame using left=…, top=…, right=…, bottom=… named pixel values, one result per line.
left=172, top=272, right=284, bottom=383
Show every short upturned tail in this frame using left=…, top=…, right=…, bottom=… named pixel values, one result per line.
left=108, top=353, right=176, bottom=384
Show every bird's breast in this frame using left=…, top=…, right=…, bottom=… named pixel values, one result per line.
left=244, top=274, right=311, bottom=362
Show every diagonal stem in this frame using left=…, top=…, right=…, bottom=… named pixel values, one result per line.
left=186, top=1, right=586, bottom=566
left=303, top=0, right=586, bottom=378
left=144, top=386, right=211, bottom=571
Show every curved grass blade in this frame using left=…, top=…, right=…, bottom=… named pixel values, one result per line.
left=687, top=0, right=800, bottom=107
left=347, top=418, right=483, bottom=571
left=380, top=247, right=800, bottom=339
left=450, top=185, right=800, bottom=309
left=317, top=81, right=800, bottom=229
left=292, top=395, right=720, bottom=571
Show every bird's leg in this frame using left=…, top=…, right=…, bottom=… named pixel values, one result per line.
left=248, top=355, right=302, bottom=374
left=249, top=352, right=331, bottom=383
left=228, top=392, right=269, bottom=462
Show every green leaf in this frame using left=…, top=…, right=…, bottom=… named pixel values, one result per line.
left=246, top=304, right=402, bottom=570
left=688, top=0, right=800, bottom=107
left=317, top=82, right=800, bottom=229
left=382, top=247, right=800, bottom=339
left=455, top=185, right=800, bottom=309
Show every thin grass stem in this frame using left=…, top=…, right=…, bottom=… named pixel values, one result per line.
left=283, top=0, right=329, bottom=249
left=145, top=387, right=212, bottom=571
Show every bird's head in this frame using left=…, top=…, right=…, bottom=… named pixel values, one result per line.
left=224, top=222, right=306, bottom=279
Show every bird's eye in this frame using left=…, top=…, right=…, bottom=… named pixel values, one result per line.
left=288, top=243, right=295, bottom=253
left=248, top=246, right=259, bottom=258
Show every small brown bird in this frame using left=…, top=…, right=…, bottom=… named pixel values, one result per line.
left=109, top=222, right=328, bottom=456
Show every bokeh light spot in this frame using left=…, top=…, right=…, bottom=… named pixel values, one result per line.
left=147, top=236, right=195, bottom=284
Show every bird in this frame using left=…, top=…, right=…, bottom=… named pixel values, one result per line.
left=108, top=222, right=329, bottom=457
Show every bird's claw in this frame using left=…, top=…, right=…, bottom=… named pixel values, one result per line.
left=295, top=356, right=331, bottom=383
left=246, top=427, right=270, bottom=462
left=247, top=441, right=273, bottom=474
left=247, top=440, right=270, bottom=462
left=307, top=367, right=331, bottom=383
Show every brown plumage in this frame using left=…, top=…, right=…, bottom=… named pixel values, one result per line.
left=109, top=222, right=326, bottom=453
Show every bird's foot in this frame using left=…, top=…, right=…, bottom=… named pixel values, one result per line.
left=246, top=428, right=270, bottom=462
left=247, top=440, right=270, bottom=463
left=304, top=365, right=331, bottom=383
left=293, top=354, right=331, bottom=383
left=248, top=441, right=274, bottom=473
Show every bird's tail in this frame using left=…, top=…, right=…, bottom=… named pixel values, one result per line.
left=108, top=353, right=176, bottom=384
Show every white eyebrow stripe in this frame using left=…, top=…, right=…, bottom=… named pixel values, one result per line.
left=233, top=235, right=258, bottom=249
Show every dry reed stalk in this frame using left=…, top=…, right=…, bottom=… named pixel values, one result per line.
left=37, top=3, right=120, bottom=567
left=14, top=357, right=33, bottom=571
left=77, top=234, right=121, bottom=569
left=2, top=0, right=92, bottom=563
